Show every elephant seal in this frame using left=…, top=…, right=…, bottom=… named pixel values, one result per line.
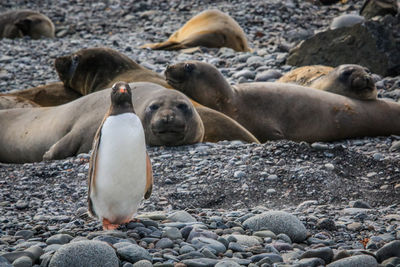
left=55, top=47, right=171, bottom=95
left=140, top=9, right=251, bottom=52
left=7, top=82, right=81, bottom=106
left=165, top=61, right=400, bottom=143
left=53, top=47, right=258, bottom=143
left=0, top=82, right=204, bottom=163
left=4, top=47, right=169, bottom=106
left=0, top=10, right=55, bottom=39
left=277, top=64, right=377, bottom=100
left=0, top=94, right=40, bottom=109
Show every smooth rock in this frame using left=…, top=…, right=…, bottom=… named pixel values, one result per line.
left=327, top=255, right=378, bottom=267
left=376, top=240, right=400, bottom=262
left=243, top=211, right=307, bottom=242
left=117, top=244, right=152, bottom=263
left=167, top=211, right=197, bottom=223
left=49, top=240, right=119, bottom=267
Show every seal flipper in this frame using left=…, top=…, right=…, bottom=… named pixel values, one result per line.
left=140, top=40, right=183, bottom=50
left=42, top=131, right=82, bottom=161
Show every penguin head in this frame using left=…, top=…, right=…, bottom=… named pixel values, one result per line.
left=110, top=82, right=134, bottom=114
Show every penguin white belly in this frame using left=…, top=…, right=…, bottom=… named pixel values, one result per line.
left=91, top=113, right=147, bottom=224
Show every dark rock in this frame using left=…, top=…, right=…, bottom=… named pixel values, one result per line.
left=360, top=0, right=398, bottom=20
left=181, top=258, right=218, bottom=267
left=376, top=240, right=400, bottom=263
left=117, top=244, right=152, bottom=263
left=287, top=16, right=400, bottom=77
left=327, top=255, right=377, bottom=267
left=300, top=247, right=334, bottom=264
left=295, top=257, right=325, bottom=267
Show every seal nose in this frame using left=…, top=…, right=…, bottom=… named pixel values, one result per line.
left=161, top=110, right=175, bottom=123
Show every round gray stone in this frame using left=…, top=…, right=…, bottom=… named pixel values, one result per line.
left=191, top=237, right=227, bottom=254
left=117, top=244, right=152, bottom=263
left=132, top=260, right=153, bottom=267
left=376, top=240, right=400, bottom=262
left=243, top=211, right=307, bottom=242
left=49, top=240, right=119, bottom=267
left=11, top=256, right=32, bottom=267
left=167, top=210, right=197, bottom=223
left=327, top=255, right=377, bottom=267
left=215, top=259, right=241, bottom=267
left=46, top=234, right=73, bottom=245
left=162, top=226, right=182, bottom=240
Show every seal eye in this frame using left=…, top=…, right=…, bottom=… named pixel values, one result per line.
left=72, top=55, right=79, bottom=64
left=184, top=63, right=194, bottom=73
left=341, top=69, right=353, bottom=78
left=177, top=103, right=189, bottom=111
left=149, top=104, right=159, bottom=111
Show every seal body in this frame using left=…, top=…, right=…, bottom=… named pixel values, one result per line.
left=140, top=9, right=251, bottom=52
left=0, top=82, right=204, bottom=163
left=0, top=10, right=55, bottom=39
left=278, top=64, right=377, bottom=100
left=165, top=61, right=400, bottom=143
left=6, top=82, right=81, bottom=106
left=0, top=94, right=40, bottom=110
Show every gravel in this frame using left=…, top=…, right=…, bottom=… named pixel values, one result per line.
left=1, top=0, right=400, bottom=266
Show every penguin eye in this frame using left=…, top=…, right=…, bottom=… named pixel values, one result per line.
left=177, top=103, right=189, bottom=111
left=149, top=104, right=159, bottom=111
left=184, top=63, right=194, bottom=73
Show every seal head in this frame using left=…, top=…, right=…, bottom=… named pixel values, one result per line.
left=311, top=64, right=377, bottom=100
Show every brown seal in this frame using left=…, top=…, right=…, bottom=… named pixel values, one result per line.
left=55, top=47, right=171, bottom=95
left=278, top=64, right=377, bottom=100
left=7, top=82, right=81, bottom=106
left=0, top=10, right=55, bottom=39
left=3, top=47, right=169, bottom=106
left=3, top=47, right=258, bottom=144
left=140, top=10, right=251, bottom=52
left=0, top=94, right=40, bottom=109
left=0, top=82, right=204, bottom=163
left=165, top=61, right=400, bottom=143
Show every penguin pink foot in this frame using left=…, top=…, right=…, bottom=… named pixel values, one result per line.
left=102, top=218, right=120, bottom=230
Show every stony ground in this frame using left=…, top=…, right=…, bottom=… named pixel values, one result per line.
left=1, top=0, right=400, bottom=266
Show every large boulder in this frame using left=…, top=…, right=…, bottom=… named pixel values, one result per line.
left=286, top=14, right=400, bottom=77
left=49, top=240, right=119, bottom=267
left=360, top=0, right=398, bottom=20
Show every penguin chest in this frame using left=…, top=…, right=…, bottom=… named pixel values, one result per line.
left=91, top=113, right=147, bottom=223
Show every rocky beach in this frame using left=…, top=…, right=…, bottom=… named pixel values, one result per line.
left=1, top=0, right=400, bottom=266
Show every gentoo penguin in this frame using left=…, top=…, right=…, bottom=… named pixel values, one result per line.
left=87, top=82, right=153, bottom=230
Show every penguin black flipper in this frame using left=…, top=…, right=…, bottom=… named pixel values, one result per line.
left=87, top=118, right=105, bottom=219
left=144, top=152, right=153, bottom=199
